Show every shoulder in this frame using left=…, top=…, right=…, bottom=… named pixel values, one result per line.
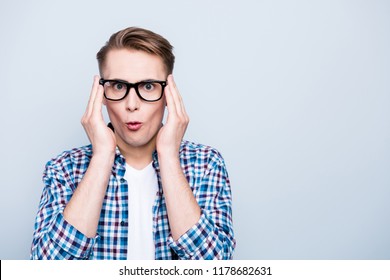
left=179, top=140, right=226, bottom=167
left=45, top=145, right=93, bottom=172
left=42, top=145, right=93, bottom=188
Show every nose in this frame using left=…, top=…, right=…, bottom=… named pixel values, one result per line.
left=126, top=87, right=140, bottom=112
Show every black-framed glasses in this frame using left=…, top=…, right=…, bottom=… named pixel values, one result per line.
left=99, top=78, right=167, bottom=102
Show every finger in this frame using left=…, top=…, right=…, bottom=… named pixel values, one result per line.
left=92, top=78, right=105, bottom=117
left=167, top=75, right=183, bottom=115
left=167, top=75, right=188, bottom=119
left=164, top=81, right=178, bottom=118
left=84, top=75, right=100, bottom=119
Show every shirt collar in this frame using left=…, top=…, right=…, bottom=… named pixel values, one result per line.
left=112, top=146, right=161, bottom=179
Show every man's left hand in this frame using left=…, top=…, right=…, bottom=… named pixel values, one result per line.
left=156, top=74, right=189, bottom=158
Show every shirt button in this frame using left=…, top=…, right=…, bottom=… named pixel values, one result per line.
left=120, top=221, right=125, bottom=226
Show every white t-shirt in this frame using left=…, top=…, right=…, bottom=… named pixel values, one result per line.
left=124, top=162, right=158, bottom=260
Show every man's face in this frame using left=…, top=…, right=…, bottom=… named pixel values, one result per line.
left=101, top=48, right=166, bottom=152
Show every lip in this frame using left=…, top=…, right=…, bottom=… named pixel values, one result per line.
left=126, top=121, right=143, bottom=131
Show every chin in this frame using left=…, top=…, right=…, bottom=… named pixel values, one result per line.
left=115, top=125, right=159, bottom=150
left=124, top=134, right=155, bottom=148
left=126, top=140, right=150, bottom=148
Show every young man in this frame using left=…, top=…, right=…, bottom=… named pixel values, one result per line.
left=30, top=27, right=235, bottom=260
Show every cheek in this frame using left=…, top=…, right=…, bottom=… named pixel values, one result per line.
left=105, top=103, right=123, bottom=124
left=162, top=95, right=167, bottom=107
left=149, top=104, right=165, bottom=126
left=160, top=100, right=166, bottom=114
left=155, top=102, right=166, bottom=119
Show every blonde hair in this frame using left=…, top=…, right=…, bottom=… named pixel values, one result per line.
left=96, top=27, right=175, bottom=75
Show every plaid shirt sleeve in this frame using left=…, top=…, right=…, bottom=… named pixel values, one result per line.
left=30, top=151, right=97, bottom=260
left=168, top=146, right=236, bottom=259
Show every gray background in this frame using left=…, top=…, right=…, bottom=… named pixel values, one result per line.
left=0, top=0, right=389, bottom=259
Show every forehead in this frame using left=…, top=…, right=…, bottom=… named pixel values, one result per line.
left=102, top=48, right=166, bottom=82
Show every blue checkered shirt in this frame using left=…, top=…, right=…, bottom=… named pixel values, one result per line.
left=30, top=140, right=235, bottom=259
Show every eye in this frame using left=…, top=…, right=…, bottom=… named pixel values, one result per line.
left=112, top=82, right=126, bottom=91
left=142, top=82, right=155, bottom=91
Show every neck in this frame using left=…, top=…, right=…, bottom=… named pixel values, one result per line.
left=117, top=136, right=156, bottom=170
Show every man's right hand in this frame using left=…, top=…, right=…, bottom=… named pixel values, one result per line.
left=81, top=76, right=116, bottom=157
left=63, top=76, right=116, bottom=238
